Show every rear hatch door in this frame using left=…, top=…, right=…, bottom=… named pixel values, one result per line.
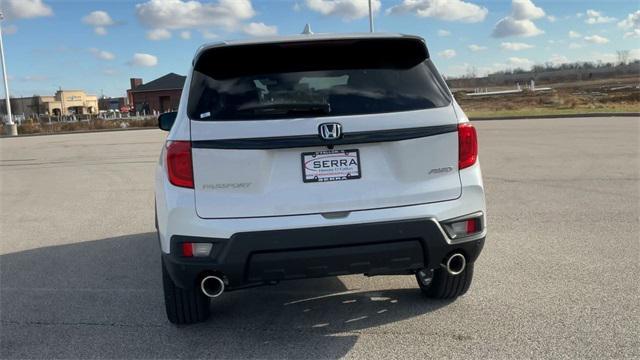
left=188, top=37, right=461, bottom=218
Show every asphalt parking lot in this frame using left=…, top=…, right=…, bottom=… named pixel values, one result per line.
left=1, top=117, right=638, bottom=359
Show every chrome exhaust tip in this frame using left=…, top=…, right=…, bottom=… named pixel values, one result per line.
left=200, top=275, right=225, bottom=298
left=442, top=253, right=466, bottom=276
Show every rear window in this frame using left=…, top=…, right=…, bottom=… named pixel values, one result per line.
left=188, top=38, right=451, bottom=121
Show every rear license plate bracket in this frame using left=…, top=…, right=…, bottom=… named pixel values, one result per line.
left=301, top=149, right=361, bottom=183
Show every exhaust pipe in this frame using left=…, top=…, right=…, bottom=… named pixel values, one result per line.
left=442, top=253, right=466, bottom=276
left=200, top=275, right=225, bottom=298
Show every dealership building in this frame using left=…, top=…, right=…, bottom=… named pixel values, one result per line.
left=40, top=90, right=99, bottom=115
left=1, top=90, right=99, bottom=117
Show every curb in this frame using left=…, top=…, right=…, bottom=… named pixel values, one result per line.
left=469, top=112, right=639, bottom=121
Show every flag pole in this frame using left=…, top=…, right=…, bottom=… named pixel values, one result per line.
left=0, top=11, right=17, bottom=135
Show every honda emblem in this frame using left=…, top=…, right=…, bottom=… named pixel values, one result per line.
left=319, top=123, right=342, bottom=140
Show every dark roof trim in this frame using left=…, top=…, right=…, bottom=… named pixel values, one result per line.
left=129, top=88, right=184, bottom=93
left=131, top=73, right=186, bottom=92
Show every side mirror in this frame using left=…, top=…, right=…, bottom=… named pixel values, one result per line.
left=158, top=111, right=177, bottom=131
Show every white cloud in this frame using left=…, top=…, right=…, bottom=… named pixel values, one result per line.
left=135, top=0, right=255, bottom=31
left=179, top=30, right=191, bottom=39
left=82, top=11, right=115, bottom=35
left=306, top=0, right=380, bottom=20
left=446, top=63, right=498, bottom=78
left=501, top=42, right=534, bottom=51
left=569, top=43, right=583, bottom=49
left=1, top=0, right=53, bottom=19
left=387, top=0, right=488, bottom=23
left=468, top=44, right=487, bottom=52
left=242, top=22, right=278, bottom=37
left=201, top=30, right=218, bottom=39
left=506, top=56, right=533, bottom=69
left=438, top=49, right=457, bottom=59
left=492, top=0, right=545, bottom=38
left=623, top=29, right=640, bottom=39
left=2, top=25, right=18, bottom=35
left=618, top=10, right=640, bottom=38
left=147, top=28, right=172, bottom=40
left=445, top=63, right=471, bottom=77
left=293, top=2, right=302, bottom=11
left=493, top=18, right=543, bottom=38
left=82, top=10, right=114, bottom=26
left=476, top=58, right=536, bottom=75
left=129, top=53, right=158, bottom=67
left=584, top=51, right=618, bottom=64
left=548, top=54, right=569, bottom=66
left=546, top=15, right=556, bottom=22
left=568, top=30, right=581, bottom=38
left=437, top=29, right=451, bottom=37
left=510, top=0, right=544, bottom=20
left=585, top=9, right=615, bottom=25
left=618, top=10, right=640, bottom=29
left=89, top=48, right=115, bottom=61
left=584, top=34, right=609, bottom=44
left=94, top=26, right=107, bottom=35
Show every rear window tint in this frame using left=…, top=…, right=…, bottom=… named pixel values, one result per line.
left=188, top=38, right=451, bottom=120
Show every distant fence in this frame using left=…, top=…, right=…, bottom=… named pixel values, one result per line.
left=1, top=114, right=159, bottom=135
left=2, top=112, right=157, bottom=125
left=448, top=62, right=640, bottom=89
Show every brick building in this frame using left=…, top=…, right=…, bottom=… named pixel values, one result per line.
left=98, top=96, right=128, bottom=112
left=127, top=73, right=186, bottom=114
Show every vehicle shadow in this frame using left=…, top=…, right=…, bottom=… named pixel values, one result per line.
left=1, top=232, right=453, bottom=359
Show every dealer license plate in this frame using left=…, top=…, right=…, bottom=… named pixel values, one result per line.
left=301, top=149, right=361, bottom=183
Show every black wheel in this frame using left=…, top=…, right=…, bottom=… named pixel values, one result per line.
left=162, top=257, right=210, bottom=325
left=416, top=263, right=474, bottom=299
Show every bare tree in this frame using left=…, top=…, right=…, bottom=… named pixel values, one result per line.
left=617, top=50, right=630, bottom=65
left=465, top=66, right=477, bottom=79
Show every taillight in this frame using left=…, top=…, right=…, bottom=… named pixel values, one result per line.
left=166, top=141, right=194, bottom=188
left=458, top=123, right=478, bottom=169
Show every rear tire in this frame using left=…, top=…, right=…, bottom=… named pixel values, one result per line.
left=162, top=257, right=210, bottom=325
left=417, top=263, right=474, bottom=299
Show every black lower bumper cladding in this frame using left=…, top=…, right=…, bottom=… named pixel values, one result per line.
left=162, top=218, right=484, bottom=290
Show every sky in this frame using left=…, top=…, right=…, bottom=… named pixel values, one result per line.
left=1, top=0, right=638, bottom=98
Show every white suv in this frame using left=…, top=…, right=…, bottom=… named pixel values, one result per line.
left=155, top=33, right=486, bottom=325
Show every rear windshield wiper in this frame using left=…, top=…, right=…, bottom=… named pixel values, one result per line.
left=237, top=103, right=331, bottom=116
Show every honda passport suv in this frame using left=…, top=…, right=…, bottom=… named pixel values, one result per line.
left=155, top=33, right=486, bottom=325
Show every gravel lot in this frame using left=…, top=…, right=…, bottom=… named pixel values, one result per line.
left=1, top=117, right=638, bottom=359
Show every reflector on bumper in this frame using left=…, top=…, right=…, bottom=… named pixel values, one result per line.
left=442, top=215, right=483, bottom=239
left=181, top=243, right=213, bottom=257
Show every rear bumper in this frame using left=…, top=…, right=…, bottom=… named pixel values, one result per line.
left=162, top=218, right=485, bottom=290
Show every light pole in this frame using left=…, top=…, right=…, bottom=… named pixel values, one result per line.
left=0, top=11, right=17, bottom=135
left=368, top=0, right=374, bottom=32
